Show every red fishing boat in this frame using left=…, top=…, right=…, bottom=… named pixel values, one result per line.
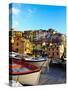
left=9, top=58, right=41, bottom=85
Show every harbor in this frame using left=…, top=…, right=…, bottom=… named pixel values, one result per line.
left=9, top=52, right=66, bottom=86
left=9, top=29, right=66, bottom=86
left=9, top=63, right=66, bottom=86
left=22, top=62, right=66, bottom=86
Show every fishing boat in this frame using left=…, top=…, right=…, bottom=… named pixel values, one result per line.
left=9, top=52, right=23, bottom=59
left=9, top=52, right=50, bottom=70
left=24, top=56, right=50, bottom=68
left=9, top=58, right=41, bottom=85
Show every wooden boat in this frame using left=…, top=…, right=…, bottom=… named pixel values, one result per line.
left=9, top=52, right=49, bottom=68
left=24, top=56, right=50, bottom=68
left=9, top=58, right=41, bottom=85
left=9, top=52, right=22, bottom=60
left=9, top=52, right=50, bottom=71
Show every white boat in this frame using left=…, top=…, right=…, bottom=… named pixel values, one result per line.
left=9, top=58, right=41, bottom=85
left=9, top=52, right=23, bottom=60
left=9, top=52, right=50, bottom=71
left=23, top=55, right=33, bottom=61
left=24, top=56, right=50, bottom=68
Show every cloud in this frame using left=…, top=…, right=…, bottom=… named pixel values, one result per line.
left=9, top=7, right=20, bottom=15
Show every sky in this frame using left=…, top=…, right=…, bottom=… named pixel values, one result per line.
left=9, top=3, right=66, bottom=34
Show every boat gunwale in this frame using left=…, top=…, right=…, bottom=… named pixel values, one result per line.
left=24, top=59, right=46, bottom=62
left=9, top=69, right=41, bottom=75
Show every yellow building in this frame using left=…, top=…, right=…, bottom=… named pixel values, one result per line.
left=9, top=31, right=33, bottom=55
left=21, top=38, right=33, bottom=54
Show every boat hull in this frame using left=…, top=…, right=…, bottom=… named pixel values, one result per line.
left=10, top=70, right=41, bottom=85
left=25, top=60, right=50, bottom=73
left=26, top=60, right=49, bottom=68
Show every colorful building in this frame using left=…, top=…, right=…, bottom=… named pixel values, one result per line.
left=48, top=43, right=64, bottom=59
left=9, top=29, right=66, bottom=57
left=9, top=30, right=33, bottom=55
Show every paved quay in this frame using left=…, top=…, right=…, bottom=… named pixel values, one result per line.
left=38, top=64, right=66, bottom=85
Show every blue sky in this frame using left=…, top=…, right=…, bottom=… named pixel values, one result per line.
left=9, top=3, right=66, bottom=34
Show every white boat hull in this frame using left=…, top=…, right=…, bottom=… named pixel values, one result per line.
left=25, top=60, right=50, bottom=73
left=26, top=60, right=49, bottom=68
left=10, top=70, right=41, bottom=85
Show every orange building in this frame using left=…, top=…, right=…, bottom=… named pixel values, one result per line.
left=48, top=43, right=64, bottom=59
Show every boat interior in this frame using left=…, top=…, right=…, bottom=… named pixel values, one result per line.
left=9, top=58, right=40, bottom=75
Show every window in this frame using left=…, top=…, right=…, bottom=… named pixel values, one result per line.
left=52, top=48, right=54, bottom=51
left=56, top=47, right=58, bottom=50
left=57, top=52, right=59, bottom=55
left=16, top=38, right=19, bottom=40
left=53, top=52, right=54, bottom=56
left=49, top=48, right=50, bottom=51
left=16, top=48, right=18, bottom=52
left=16, top=42, right=19, bottom=46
